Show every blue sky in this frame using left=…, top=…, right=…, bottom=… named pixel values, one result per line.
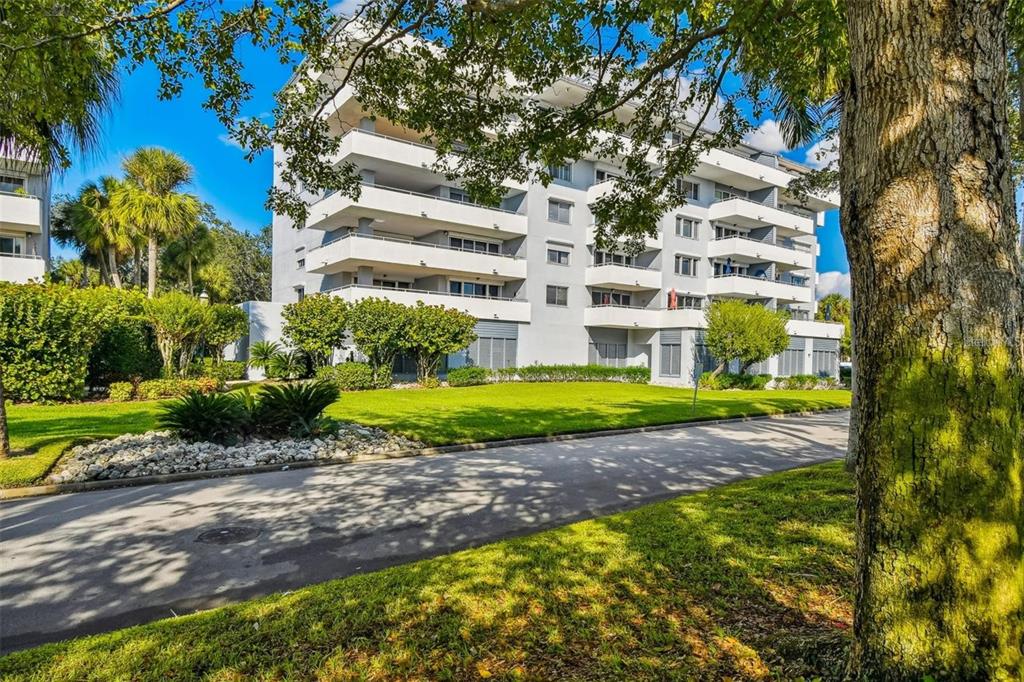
left=54, top=46, right=850, bottom=296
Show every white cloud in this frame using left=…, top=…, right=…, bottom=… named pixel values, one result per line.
left=330, top=0, right=365, bottom=16
left=817, top=271, right=851, bottom=299
left=218, top=133, right=244, bottom=151
left=804, top=135, right=838, bottom=169
left=743, top=119, right=788, bottom=153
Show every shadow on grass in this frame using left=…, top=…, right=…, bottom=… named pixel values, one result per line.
left=0, top=460, right=855, bottom=681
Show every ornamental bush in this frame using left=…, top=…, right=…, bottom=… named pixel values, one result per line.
left=699, top=372, right=772, bottom=390
left=446, top=366, right=490, bottom=387
left=252, top=381, right=340, bottom=438
left=492, top=364, right=649, bottom=384
left=282, top=294, right=348, bottom=369
left=201, top=359, right=246, bottom=382
left=159, top=392, right=249, bottom=445
left=775, top=374, right=828, bottom=390
left=0, top=283, right=106, bottom=402
left=315, top=362, right=375, bottom=391
left=78, top=288, right=162, bottom=387
left=113, top=377, right=223, bottom=402
left=108, top=381, right=136, bottom=402
left=403, top=303, right=477, bottom=382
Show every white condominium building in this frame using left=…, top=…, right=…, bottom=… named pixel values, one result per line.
left=0, top=154, right=50, bottom=284
left=263, top=80, right=844, bottom=385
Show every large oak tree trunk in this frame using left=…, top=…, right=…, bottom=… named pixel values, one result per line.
left=842, top=0, right=1024, bottom=678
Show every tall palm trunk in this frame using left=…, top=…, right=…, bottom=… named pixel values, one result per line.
left=133, top=244, right=142, bottom=287
left=0, top=362, right=9, bottom=459
left=147, top=233, right=158, bottom=298
left=107, top=246, right=122, bottom=289
left=843, top=0, right=1024, bottom=678
left=96, top=250, right=111, bottom=286
left=187, top=258, right=193, bottom=295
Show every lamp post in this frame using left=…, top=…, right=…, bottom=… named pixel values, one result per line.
left=199, top=290, right=210, bottom=305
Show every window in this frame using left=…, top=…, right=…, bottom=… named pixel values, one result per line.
left=450, top=281, right=501, bottom=298
left=660, top=343, right=681, bottom=377
left=548, top=199, right=572, bottom=224
left=448, top=188, right=472, bottom=203
left=676, top=179, right=699, bottom=201
left=714, top=261, right=749, bottom=277
left=296, top=258, right=305, bottom=269
left=595, top=169, right=621, bottom=182
left=0, top=234, right=24, bottom=256
left=547, top=248, right=570, bottom=265
left=450, top=236, right=500, bottom=254
left=666, top=292, right=704, bottom=309
left=466, top=337, right=518, bottom=370
left=591, top=290, right=632, bottom=307
left=714, top=187, right=745, bottom=202
left=590, top=342, right=627, bottom=367
left=546, top=285, right=568, bottom=306
left=373, top=279, right=411, bottom=289
left=675, top=216, right=697, bottom=239
left=674, top=255, right=698, bottom=277
left=594, top=250, right=634, bottom=266
left=715, top=225, right=743, bottom=240
left=295, top=286, right=305, bottom=302
left=548, top=163, right=572, bottom=182
left=0, top=176, right=25, bottom=194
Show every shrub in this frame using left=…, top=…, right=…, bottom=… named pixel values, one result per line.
left=699, top=373, right=773, bottom=390
left=108, top=382, right=135, bottom=402
left=253, top=381, right=340, bottom=438
left=0, top=283, right=106, bottom=401
left=492, top=364, right=650, bottom=384
left=419, top=376, right=441, bottom=389
left=266, top=350, right=309, bottom=380
left=698, top=371, right=722, bottom=390
left=143, top=292, right=212, bottom=378
left=248, top=340, right=281, bottom=372
left=403, top=303, right=477, bottom=382
left=201, top=359, right=246, bottom=382
left=79, top=288, right=161, bottom=386
left=315, top=362, right=375, bottom=391
left=204, top=304, right=248, bottom=361
left=347, top=298, right=410, bottom=388
left=446, top=366, right=490, bottom=387
left=159, top=392, right=249, bottom=445
left=775, top=374, right=821, bottom=390
left=135, top=377, right=222, bottom=401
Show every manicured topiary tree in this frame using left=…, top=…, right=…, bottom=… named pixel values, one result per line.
left=346, top=298, right=410, bottom=388
left=404, top=303, right=478, bottom=383
left=281, top=293, right=348, bottom=369
left=204, top=304, right=248, bottom=362
left=143, top=292, right=212, bottom=378
left=704, top=300, right=789, bottom=377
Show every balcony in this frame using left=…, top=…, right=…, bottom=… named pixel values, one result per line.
left=707, top=236, right=813, bottom=270
left=584, top=304, right=661, bottom=329
left=585, top=263, right=661, bottom=291
left=707, top=197, right=814, bottom=235
left=306, top=233, right=527, bottom=280
left=328, top=129, right=439, bottom=172
left=0, top=253, right=45, bottom=283
left=326, top=284, right=530, bottom=322
left=658, top=306, right=706, bottom=328
left=695, top=148, right=795, bottom=191
left=786, top=319, right=845, bottom=339
left=305, top=183, right=528, bottom=237
left=0, top=193, right=42, bottom=232
left=707, top=274, right=813, bottom=303
left=585, top=225, right=661, bottom=251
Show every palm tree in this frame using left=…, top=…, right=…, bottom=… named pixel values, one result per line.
left=79, top=176, right=134, bottom=289
left=121, top=147, right=201, bottom=297
left=162, top=221, right=213, bottom=294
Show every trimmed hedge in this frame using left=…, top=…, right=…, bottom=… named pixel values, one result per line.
left=315, top=362, right=376, bottom=391
left=774, top=374, right=840, bottom=390
left=200, top=359, right=246, bottom=382
left=446, top=366, right=490, bottom=387
left=492, top=364, right=650, bottom=384
left=699, top=372, right=772, bottom=390
left=108, top=377, right=223, bottom=402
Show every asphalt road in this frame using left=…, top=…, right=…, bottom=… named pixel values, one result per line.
left=0, top=411, right=848, bottom=653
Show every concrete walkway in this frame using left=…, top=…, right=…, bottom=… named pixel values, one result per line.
left=0, top=411, right=848, bottom=653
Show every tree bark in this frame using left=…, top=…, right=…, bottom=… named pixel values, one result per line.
left=147, top=234, right=158, bottom=298
left=133, top=244, right=142, bottom=287
left=0, top=362, right=9, bottom=459
left=843, top=1, right=1024, bottom=678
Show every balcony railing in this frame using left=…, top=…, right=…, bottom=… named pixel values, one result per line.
left=339, top=127, right=436, bottom=152
left=712, top=234, right=813, bottom=253
left=712, top=273, right=811, bottom=287
left=323, top=283, right=523, bottom=303
left=320, top=182, right=519, bottom=215
left=306, top=231, right=521, bottom=259
left=589, top=261, right=658, bottom=271
left=0, top=190, right=40, bottom=199
left=0, top=252, right=44, bottom=260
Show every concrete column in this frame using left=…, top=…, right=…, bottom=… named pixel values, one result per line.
left=356, top=217, right=375, bottom=235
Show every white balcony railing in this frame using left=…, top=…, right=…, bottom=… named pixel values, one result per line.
left=0, top=253, right=45, bottom=283
left=707, top=197, right=815, bottom=235
left=707, top=236, right=814, bottom=270
left=305, top=232, right=527, bottom=279
left=0, top=192, right=42, bottom=232
left=324, top=284, right=530, bottom=322
left=584, top=262, right=661, bottom=290
left=707, top=273, right=813, bottom=303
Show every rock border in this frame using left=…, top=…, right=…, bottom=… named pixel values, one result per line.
left=0, top=408, right=850, bottom=501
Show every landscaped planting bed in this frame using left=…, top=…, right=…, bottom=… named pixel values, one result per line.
left=46, top=424, right=423, bottom=484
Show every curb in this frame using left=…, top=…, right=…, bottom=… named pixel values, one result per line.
left=0, top=407, right=849, bottom=501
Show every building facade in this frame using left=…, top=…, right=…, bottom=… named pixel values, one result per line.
left=264, top=84, right=843, bottom=385
left=0, top=155, right=50, bottom=284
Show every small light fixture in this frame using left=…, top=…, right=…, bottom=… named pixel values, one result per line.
left=199, top=290, right=210, bottom=305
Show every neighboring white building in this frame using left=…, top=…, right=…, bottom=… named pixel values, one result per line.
left=0, top=154, right=50, bottom=283
left=257, top=80, right=843, bottom=385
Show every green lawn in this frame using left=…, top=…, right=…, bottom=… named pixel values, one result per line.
left=0, top=462, right=855, bottom=681
left=0, top=383, right=850, bottom=488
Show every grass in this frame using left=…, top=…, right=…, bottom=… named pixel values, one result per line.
left=0, top=462, right=856, bottom=680
left=0, top=383, right=851, bottom=488
left=329, top=382, right=851, bottom=444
